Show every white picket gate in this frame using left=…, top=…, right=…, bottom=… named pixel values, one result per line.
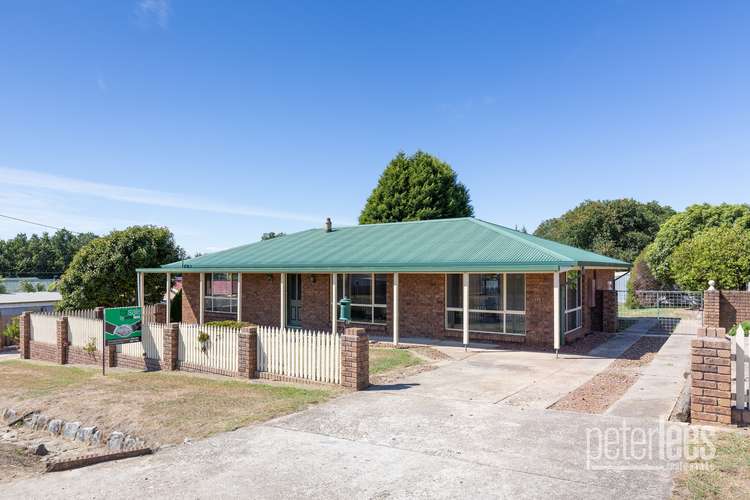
left=29, top=313, right=58, bottom=344
left=118, top=323, right=165, bottom=360
left=257, top=326, right=341, bottom=384
left=68, top=316, right=104, bottom=349
left=732, top=325, right=749, bottom=410
left=178, top=323, right=239, bottom=373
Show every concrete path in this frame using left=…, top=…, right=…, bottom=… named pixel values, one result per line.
left=2, top=334, right=683, bottom=500
left=607, top=318, right=699, bottom=420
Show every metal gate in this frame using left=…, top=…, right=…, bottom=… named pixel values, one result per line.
left=616, top=289, right=703, bottom=335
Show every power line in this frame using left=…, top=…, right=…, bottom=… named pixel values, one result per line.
left=0, top=213, right=83, bottom=235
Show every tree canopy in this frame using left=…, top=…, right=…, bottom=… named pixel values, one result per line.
left=643, top=203, right=750, bottom=285
left=57, top=226, right=185, bottom=310
left=0, top=229, right=97, bottom=277
left=670, top=226, right=750, bottom=290
left=533, top=199, right=674, bottom=263
left=359, top=151, right=474, bottom=224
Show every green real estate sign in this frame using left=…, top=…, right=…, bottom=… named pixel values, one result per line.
left=104, top=306, right=143, bottom=345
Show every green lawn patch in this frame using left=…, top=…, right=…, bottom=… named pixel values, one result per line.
left=369, top=347, right=424, bottom=375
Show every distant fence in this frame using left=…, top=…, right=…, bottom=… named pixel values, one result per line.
left=258, top=326, right=341, bottom=384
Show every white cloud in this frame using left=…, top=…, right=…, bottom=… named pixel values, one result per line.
left=136, top=0, right=170, bottom=29
left=0, top=167, right=328, bottom=225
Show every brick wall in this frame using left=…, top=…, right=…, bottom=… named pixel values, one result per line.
left=526, top=273, right=554, bottom=346
left=28, top=340, right=57, bottom=362
left=691, top=327, right=732, bottom=425
left=341, top=327, right=369, bottom=390
left=300, top=274, right=331, bottom=331
left=705, top=291, right=750, bottom=330
left=241, top=273, right=281, bottom=326
left=182, top=273, right=201, bottom=324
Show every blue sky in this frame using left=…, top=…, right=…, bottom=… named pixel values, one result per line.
left=0, top=0, right=748, bottom=256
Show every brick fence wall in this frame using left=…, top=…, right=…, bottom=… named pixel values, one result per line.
left=704, top=290, right=750, bottom=330
left=691, top=327, right=732, bottom=425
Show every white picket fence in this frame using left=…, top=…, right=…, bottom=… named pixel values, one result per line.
left=29, top=313, right=58, bottom=343
left=62, top=308, right=98, bottom=319
left=257, top=326, right=341, bottom=384
left=732, top=325, right=749, bottom=410
left=68, top=316, right=103, bottom=349
left=118, top=323, right=165, bottom=361
left=178, top=323, right=239, bottom=373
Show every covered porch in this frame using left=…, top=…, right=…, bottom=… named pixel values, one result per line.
left=135, top=268, right=619, bottom=349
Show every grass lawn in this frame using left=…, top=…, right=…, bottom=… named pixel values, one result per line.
left=0, top=360, right=336, bottom=446
left=369, top=347, right=425, bottom=375
left=674, top=431, right=750, bottom=499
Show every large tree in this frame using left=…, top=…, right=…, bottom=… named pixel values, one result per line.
left=670, top=226, right=750, bottom=290
left=643, top=203, right=750, bottom=285
left=359, top=151, right=474, bottom=224
left=533, top=199, right=674, bottom=263
left=0, top=229, right=97, bottom=277
left=58, top=226, right=185, bottom=309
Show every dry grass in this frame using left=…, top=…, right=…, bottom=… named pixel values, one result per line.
left=673, top=430, right=750, bottom=499
left=0, top=360, right=336, bottom=447
left=369, top=348, right=425, bottom=375
left=0, top=443, right=45, bottom=483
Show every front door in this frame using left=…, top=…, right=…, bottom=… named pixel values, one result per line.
left=287, top=273, right=302, bottom=327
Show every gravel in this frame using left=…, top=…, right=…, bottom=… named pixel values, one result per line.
left=550, top=336, right=668, bottom=414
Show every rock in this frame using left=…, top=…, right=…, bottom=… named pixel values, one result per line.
left=183, top=438, right=192, bottom=445
left=3, top=408, right=16, bottom=422
left=23, top=414, right=36, bottom=428
left=91, top=429, right=102, bottom=446
left=62, top=421, right=81, bottom=440
left=107, top=431, right=125, bottom=450
left=123, top=436, right=137, bottom=450
left=76, top=426, right=97, bottom=443
left=35, top=415, right=49, bottom=431
left=47, top=419, right=63, bottom=435
left=29, top=443, right=48, bottom=456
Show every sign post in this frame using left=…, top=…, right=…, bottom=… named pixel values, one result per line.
left=102, top=306, right=143, bottom=375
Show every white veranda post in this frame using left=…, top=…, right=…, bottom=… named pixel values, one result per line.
left=165, top=272, right=171, bottom=323
left=331, top=273, right=337, bottom=334
left=393, top=272, right=400, bottom=345
left=137, top=272, right=145, bottom=309
left=199, top=273, right=205, bottom=325
left=553, top=271, right=561, bottom=352
left=462, top=272, right=469, bottom=347
left=237, top=273, right=243, bottom=323
left=280, top=272, right=287, bottom=328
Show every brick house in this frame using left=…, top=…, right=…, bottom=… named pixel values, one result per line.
left=137, top=218, right=629, bottom=349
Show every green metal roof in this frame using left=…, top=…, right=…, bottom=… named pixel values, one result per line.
left=141, top=217, right=630, bottom=273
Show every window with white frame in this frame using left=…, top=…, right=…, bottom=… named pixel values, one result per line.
left=562, top=271, right=582, bottom=332
left=204, top=272, right=238, bottom=314
left=445, top=273, right=526, bottom=335
left=337, top=274, right=387, bottom=324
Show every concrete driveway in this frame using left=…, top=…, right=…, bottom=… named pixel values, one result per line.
left=3, top=341, right=682, bottom=499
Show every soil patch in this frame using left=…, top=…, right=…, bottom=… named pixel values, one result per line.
left=0, top=442, right=45, bottom=483
left=550, top=335, right=668, bottom=414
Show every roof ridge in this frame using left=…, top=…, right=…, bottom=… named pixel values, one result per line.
left=338, top=217, right=474, bottom=229
left=469, top=218, right=573, bottom=264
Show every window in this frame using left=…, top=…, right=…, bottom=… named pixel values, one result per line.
left=204, top=273, right=238, bottom=314
left=337, top=273, right=387, bottom=324
left=562, top=272, right=582, bottom=332
left=445, top=273, right=526, bottom=335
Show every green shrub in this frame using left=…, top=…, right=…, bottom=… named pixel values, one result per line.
left=2, top=317, right=20, bottom=343
left=728, top=321, right=750, bottom=336
left=204, top=320, right=252, bottom=329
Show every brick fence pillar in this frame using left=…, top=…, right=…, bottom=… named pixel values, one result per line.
left=341, top=327, right=369, bottom=390
left=94, top=307, right=104, bottom=320
left=154, top=303, right=167, bottom=324
left=56, top=316, right=69, bottom=365
left=162, top=323, right=179, bottom=371
left=703, top=290, right=720, bottom=328
left=238, top=325, right=258, bottom=379
left=601, top=290, right=617, bottom=333
left=691, top=327, right=731, bottom=425
left=19, top=311, right=31, bottom=359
